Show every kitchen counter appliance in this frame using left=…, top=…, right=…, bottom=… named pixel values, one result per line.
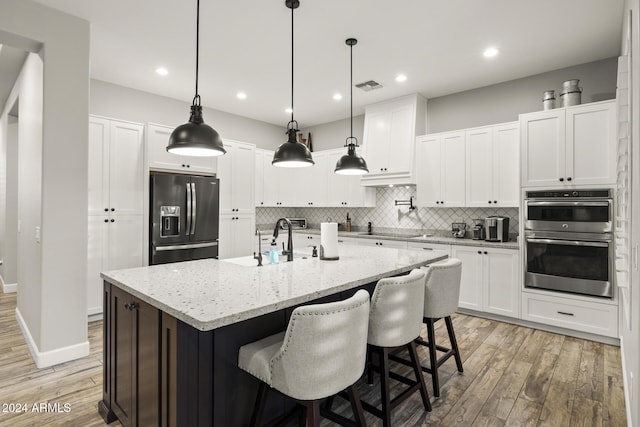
left=472, top=219, right=485, bottom=240
left=524, top=189, right=613, bottom=298
left=279, top=218, right=306, bottom=229
left=150, top=172, right=219, bottom=265
left=451, top=222, right=467, bottom=238
left=485, top=216, right=509, bottom=242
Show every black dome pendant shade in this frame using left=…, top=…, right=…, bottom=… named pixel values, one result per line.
left=167, top=0, right=226, bottom=157
left=272, top=0, right=314, bottom=168
left=335, top=38, right=368, bottom=175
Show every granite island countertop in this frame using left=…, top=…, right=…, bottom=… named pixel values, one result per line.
left=101, top=245, right=447, bottom=331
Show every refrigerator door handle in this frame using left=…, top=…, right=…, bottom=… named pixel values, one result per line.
left=155, top=241, right=219, bottom=251
left=186, top=182, right=192, bottom=235
left=191, top=182, right=197, bottom=235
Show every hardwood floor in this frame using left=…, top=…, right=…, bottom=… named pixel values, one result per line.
left=0, top=290, right=627, bottom=426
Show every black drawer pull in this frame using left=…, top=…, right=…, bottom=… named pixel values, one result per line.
left=557, top=311, right=574, bottom=317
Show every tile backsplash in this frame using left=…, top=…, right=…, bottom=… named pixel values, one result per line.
left=256, top=186, right=519, bottom=235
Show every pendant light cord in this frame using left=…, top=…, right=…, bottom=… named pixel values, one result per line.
left=290, top=4, right=294, bottom=125
left=193, top=0, right=201, bottom=107
left=350, top=41, right=353, bottom=140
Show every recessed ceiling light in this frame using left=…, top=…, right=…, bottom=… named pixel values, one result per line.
left=483, top=47, right=499, bottom=58
left=237, top=92, right=247, bottom=100
left=333, top=93, right=343, bottom=101
left=285, top=107, right=293, bottom=114
left=155, top=67, right=169, bottom=76
left=395, top=74, right=407, bottom=82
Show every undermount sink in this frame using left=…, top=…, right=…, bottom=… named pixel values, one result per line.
left=222, top=251, right=312, bottom=267
left=357, top=232, right=425, bottom=239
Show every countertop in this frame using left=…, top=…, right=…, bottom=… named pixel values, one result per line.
left=101, top=245, right=448, bottom=331
left=275, top=228, right=520, bottom=250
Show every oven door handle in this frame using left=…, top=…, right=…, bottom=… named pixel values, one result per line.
left=526, top=201, right=610, bottom=207
left=526, top=238, right=609, bottom=248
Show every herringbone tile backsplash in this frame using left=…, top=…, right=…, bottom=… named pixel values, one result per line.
left=257, top=186, right=519, bottom=234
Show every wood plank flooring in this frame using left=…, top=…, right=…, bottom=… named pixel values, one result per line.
left=0, top=290, right=627, bottom=426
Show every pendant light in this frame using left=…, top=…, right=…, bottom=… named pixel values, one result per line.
left=272, top=0, right=314, bottom=168
left=167, top=0, right=226, bottom=157
left=335, top=38, right=369, bottom=175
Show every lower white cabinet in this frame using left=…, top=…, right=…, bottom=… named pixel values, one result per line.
left=358, top=239, right=408, bottom=249
left=292, top=232, right=320, bottom=251
left=218, top=214, right=255, bottom=259
left=87, top=215, right=143, bottom=316
left=521, top=291, right=618, bottom=338
left=451, top=245, right=520, bottom=318
left=407, top=241, right=451, bottom=255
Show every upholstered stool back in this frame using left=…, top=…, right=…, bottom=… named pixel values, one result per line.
left=368, top=269, right=426, bottom=348
left=422, top=258, right=462, bottom=319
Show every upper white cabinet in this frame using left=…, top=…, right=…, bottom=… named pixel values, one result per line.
left=255, top=148, right=375, bottom=208
left=415, top=131, right=465, bottom=207
left=217, top=140, right=256, bottom=215
left=218, top=214, right=255, bottom=259
left=520, top=100, right=616, bottom=188
left=326, top=149, right=376, bottom=207
left=360, top=94, right=427, bottom=186
left=87, top=116, right=145, bottom=316
left=89, top=117, right=145, bottom=216
left=465, top=122, right=519, bottom=207
left=146, top=123, right=217, bottom=175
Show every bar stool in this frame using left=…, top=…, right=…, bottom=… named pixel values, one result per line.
left=362, top=269, right=432, bottom=427
left=417, top=258, right=464, bottom=397
left=238, top=290, right=370, bottom=427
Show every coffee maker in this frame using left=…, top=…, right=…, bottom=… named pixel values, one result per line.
left=472, top=219, right=485, bottom=240
left=484, top=216, right=509, bottom=242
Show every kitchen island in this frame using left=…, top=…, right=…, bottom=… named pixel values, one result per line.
left=98, top=245, right=447, bottom=426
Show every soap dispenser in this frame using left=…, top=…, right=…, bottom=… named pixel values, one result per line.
left=269, top=239, right=279, bottom=264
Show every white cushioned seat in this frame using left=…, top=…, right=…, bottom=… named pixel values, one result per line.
left=238, top=332, right=286, bottom=386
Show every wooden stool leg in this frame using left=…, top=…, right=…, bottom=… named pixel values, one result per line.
left=366, top=345, right=374, bottom=385
left=250, top=382, right=269, bottom=427
left=408, top=341, right=432, bottom=412
left=379, top=347, right=392, bottom=427
left=306, top=400, right=321, bottom=427
left=445, top=316, right=463, bottom=373
left=347, top=384, right=367, bottom=427
left=425, top=318, right=440, bottom=397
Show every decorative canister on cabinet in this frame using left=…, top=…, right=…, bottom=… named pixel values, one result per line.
left=559, top=79, right=582, bottom=107
left=542, top=90, right=556, bottom=110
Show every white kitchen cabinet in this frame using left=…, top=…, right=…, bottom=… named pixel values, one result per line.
left=407, top=241, right=451, bottom=256
left=87, top=116, right=145, bottom=316
left=292, top=232, right=320, bottom=251
left=358, top=238, right=408, bottom=249
left=337, top=236, right=359, bottom=245
left=217, top=140, right=255, bottom=215
left=451, top=245, right=520, bottom=318
left=255, top=149, right=288, bottom=207
left=289, top=152, right=328, bottom=207
left=520, top=100, right=616, bottom=188
left=416, top=132, right=465, bottom=207
left=521, top=291, right=618, bottom=337
left=326, top=149, right=376, bottom=207
left=218, top=214, right=255, bottom=259
left=465, top=123, right=519, bottom=207
left=146, top=123, right=217, bottom=175
left=361, top=94, right=427, bottom=186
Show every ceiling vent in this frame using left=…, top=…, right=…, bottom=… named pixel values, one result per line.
left=355, top=80, right=383, bottom=92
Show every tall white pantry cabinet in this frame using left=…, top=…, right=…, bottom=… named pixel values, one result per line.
left=87, top=116, right=145, bottom=316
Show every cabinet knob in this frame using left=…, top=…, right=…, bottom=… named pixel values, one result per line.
left=104, top=219, right=108, bottom=223
left=260, top=202, right=264, bottom=205
left=110, top=219, right=115, bottom=223
left=441, top=201, right=444, bottom=204
left=436, top=201, right=440, bottom=205
left=477, top=251, right=482, bottom=254
left=493, top=200, right=497, bottom=204
left=567, top=177, right=572, bottom=182
left=488, top=200, right=492, bottom=204
left=124, top=302, right=138, bottom=311
left=104, top=208, right=108, bottom=212
left=559, top=177, right=564, bottom=182
left=484, top=251, right=488, bottom=255
left=111, top=208, right=115, bottom=212
left=186, top=164, right=190, bottom=168
left=182, top=164, right=186, bottom=167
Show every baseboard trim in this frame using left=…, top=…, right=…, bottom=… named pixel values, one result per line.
left=15, top=307, right=89, bottom=369
left=2, top=282, right=17, bottom=293
left=620, top=336, right=633, bottom=425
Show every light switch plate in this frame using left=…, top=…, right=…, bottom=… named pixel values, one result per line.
left=35, top=226, right=41, bottom=243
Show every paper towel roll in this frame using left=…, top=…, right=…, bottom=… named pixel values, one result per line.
left=320, top=222, right=339, bottom=260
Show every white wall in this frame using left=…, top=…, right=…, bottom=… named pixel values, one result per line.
left=300, top=115, right=364, bottom=151
left=427, top=57, right=618, bottom=133
left=622, top=0, right=639, bottom=424
left=90, top=79, right=284, bottom=150
left=3, top=118, right=18, bottom=285
left=0, top=0, right=90, bottom=366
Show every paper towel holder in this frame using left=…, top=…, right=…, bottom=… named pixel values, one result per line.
left=320, top=245, right=339, bottom=261
left=395, top=196, right=416, bottom=211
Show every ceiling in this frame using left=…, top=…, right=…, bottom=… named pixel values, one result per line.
left=27, top=0, right=625, bottom=127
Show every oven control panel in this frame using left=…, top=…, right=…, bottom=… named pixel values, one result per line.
left=526, top=189, right=611, bottom=198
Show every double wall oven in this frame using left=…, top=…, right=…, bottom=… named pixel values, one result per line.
left=524, top=189, right=613, bottom=298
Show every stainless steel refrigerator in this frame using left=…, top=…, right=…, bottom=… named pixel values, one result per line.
left=150, top=172, right=219, bottom=265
